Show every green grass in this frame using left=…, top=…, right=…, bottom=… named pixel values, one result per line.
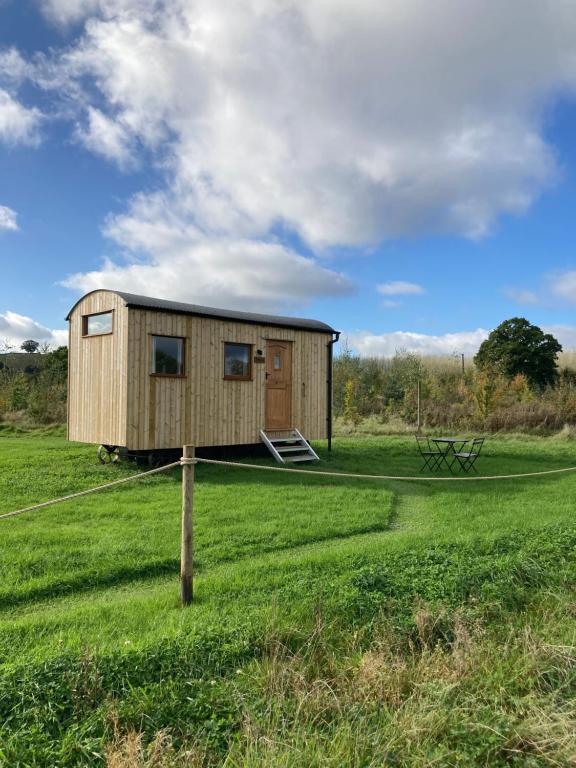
left=2, top=432, right=576, bottom=765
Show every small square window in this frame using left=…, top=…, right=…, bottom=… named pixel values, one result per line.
left=224, top=343, right=252, bottom=380
left=83, top=311, right=113, bottom=336
left=152, top=336, right=185, bottom=376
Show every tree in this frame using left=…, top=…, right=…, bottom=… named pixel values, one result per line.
left=27, top=346, right=68, bottom=423
left=474, top=318, right=562, bottom=389
left=20, top=340, right=40, bottom=354
left=343, top=378, right=361, bottom=425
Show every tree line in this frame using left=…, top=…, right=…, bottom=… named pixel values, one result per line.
left=0, top=342, right=68, bottom=424
left=334, top=318, right=576, bottom=434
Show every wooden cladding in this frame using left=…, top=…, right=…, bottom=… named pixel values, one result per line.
left=68, top=289, right=330, bottom=450
left=68, top=294, right=127, bottom=447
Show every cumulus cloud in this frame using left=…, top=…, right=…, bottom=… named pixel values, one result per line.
left=546, top=324, right=576, bottom=349
left=75, top=107, right=135, bottom=168
left=45, top=0, right=576, bottom=242
left=346, top=328, right=490, bottom=357
left=22, top=1, right=576, bottom=306
left=0, top=48, right=34, bottom=84
left=63, top=238, right=353, bottom=311
left=345, top=321, right=576, bottom=358
left=0, top=88, right=42, bottom=145
left=62, top=189, right=353, bottom=310
left=503, top=287, right=539, bottom=305
left=548, top=270, right=576, bottom=304
left=0, top=311, right=67, bottom=348
left=377, top=281, right=425, bottom=296
left=39, top=0, right=100, bottom=26
left=0, top=205, right=18, bottom=231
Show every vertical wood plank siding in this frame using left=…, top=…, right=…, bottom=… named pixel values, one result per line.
left=69, top=290, right=330, bottom=450
left=68, top=291, right=129, bottom=446
left=125, top=309, right=330, bottom=449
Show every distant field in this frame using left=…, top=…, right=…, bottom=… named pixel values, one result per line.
left=2, top=431, right=576, bottom=765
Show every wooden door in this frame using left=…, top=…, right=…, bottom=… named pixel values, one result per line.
left=265, top=341, right=292, bottom=430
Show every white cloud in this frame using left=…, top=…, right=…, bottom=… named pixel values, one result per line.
left=0, top=48, right=34, bottom=84
left=346, top=328, right=490, bottom=357
left=0, top=311, right=67, bottom=348
left=548, top=270, right=576, bottom=304
left=0, top=205, right=18, bottom=231
left=503, top=287, right=539, bottom=305
left=346, top=322, right=576, bottom=358
left=62, top=241, right=352, bottom=311
left=20, top=1, right=576, bottom=306
left=44, top=0, right=576, bottom=247
left=75, top=107, right=135, bottom=168
left=39, top=0, right=100, bottom=26
left=546, top=324, right=576, bottom=350
left=62, top=189, right=353, bottom=310
left=0, top=88, right=42, bottom=145
left=377, top=281, right=425, bottom=296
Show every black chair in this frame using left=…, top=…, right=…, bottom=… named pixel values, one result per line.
left=415, top=435, right=444, bottom=472
left=452, top=438, right=485, bottom=473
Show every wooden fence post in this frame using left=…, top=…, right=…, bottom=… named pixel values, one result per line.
left=181, top=445, right=195, bottom=605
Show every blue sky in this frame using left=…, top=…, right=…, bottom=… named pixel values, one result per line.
left=1, top=0, right=576, bottom=356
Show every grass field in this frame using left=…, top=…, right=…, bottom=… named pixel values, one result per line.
left=2, top=429, right=576, bottom=766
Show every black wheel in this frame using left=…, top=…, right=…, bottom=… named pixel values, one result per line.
left=97, top=445, right=120, bottom=464
left=147, top=451, right=164, bottom=469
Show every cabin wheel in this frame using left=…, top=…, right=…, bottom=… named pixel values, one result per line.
left=147, top=451, right=164, bottom=468
left=97, top=445, right=120, bottom=464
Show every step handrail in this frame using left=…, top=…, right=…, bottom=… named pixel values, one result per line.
left=259, top=429, right=286, bottom=463
left=292, top=427, right=320, bottom=461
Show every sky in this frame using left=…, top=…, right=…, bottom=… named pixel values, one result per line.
left=1, top=0, right=576, bottom=357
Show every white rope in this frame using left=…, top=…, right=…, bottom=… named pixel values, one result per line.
left=0, top=461, right=181, bottom=521
left=3, top=452, right=576, bottom=523
left=191, top=456, right=576, bottom=482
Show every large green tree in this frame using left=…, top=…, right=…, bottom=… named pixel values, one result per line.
left=474, top=317, right=562, bottom=389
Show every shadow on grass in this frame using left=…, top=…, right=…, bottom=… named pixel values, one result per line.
left=0, top=558, right=183, bottom=610
left=0, top=518, right=396, bottom=610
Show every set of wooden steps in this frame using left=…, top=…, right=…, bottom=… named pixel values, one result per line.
left=260, top=428, right=320, bottom=464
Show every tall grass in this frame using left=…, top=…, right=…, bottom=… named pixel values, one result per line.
left=335, top=349, right=576, bottom=435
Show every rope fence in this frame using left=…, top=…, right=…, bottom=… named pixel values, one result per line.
left=3, top=450, right=576, bottom=604
left=191, top=457, right=576, bottom=483
left=0, top=460, right=181, bottom=521
left=3, top=456, right=576, bottom=523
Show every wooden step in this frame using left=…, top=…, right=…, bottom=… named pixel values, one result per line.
left=276, top=445, right=309, bottom=453
left=284, top=454, right=319, bottom=462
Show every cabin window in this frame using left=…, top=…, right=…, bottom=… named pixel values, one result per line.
left=151, top=335, right=185, bottom=376
left=82, top=311, right=113, bottom=336
left=224, top=342, right=252, bottom=380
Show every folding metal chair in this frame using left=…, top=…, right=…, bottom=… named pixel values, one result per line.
left=452, top=438, right=485, bottom=473
left=415, top=435, right=444, bottom=472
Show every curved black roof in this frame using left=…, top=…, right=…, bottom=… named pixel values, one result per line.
left=66, top=290, right=338, bottom=334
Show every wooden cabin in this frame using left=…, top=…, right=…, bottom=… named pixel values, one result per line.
left=66, top=290, right=340, bottom=462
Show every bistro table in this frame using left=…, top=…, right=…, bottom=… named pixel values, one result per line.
left=430, top=437, right=469, bottom=472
